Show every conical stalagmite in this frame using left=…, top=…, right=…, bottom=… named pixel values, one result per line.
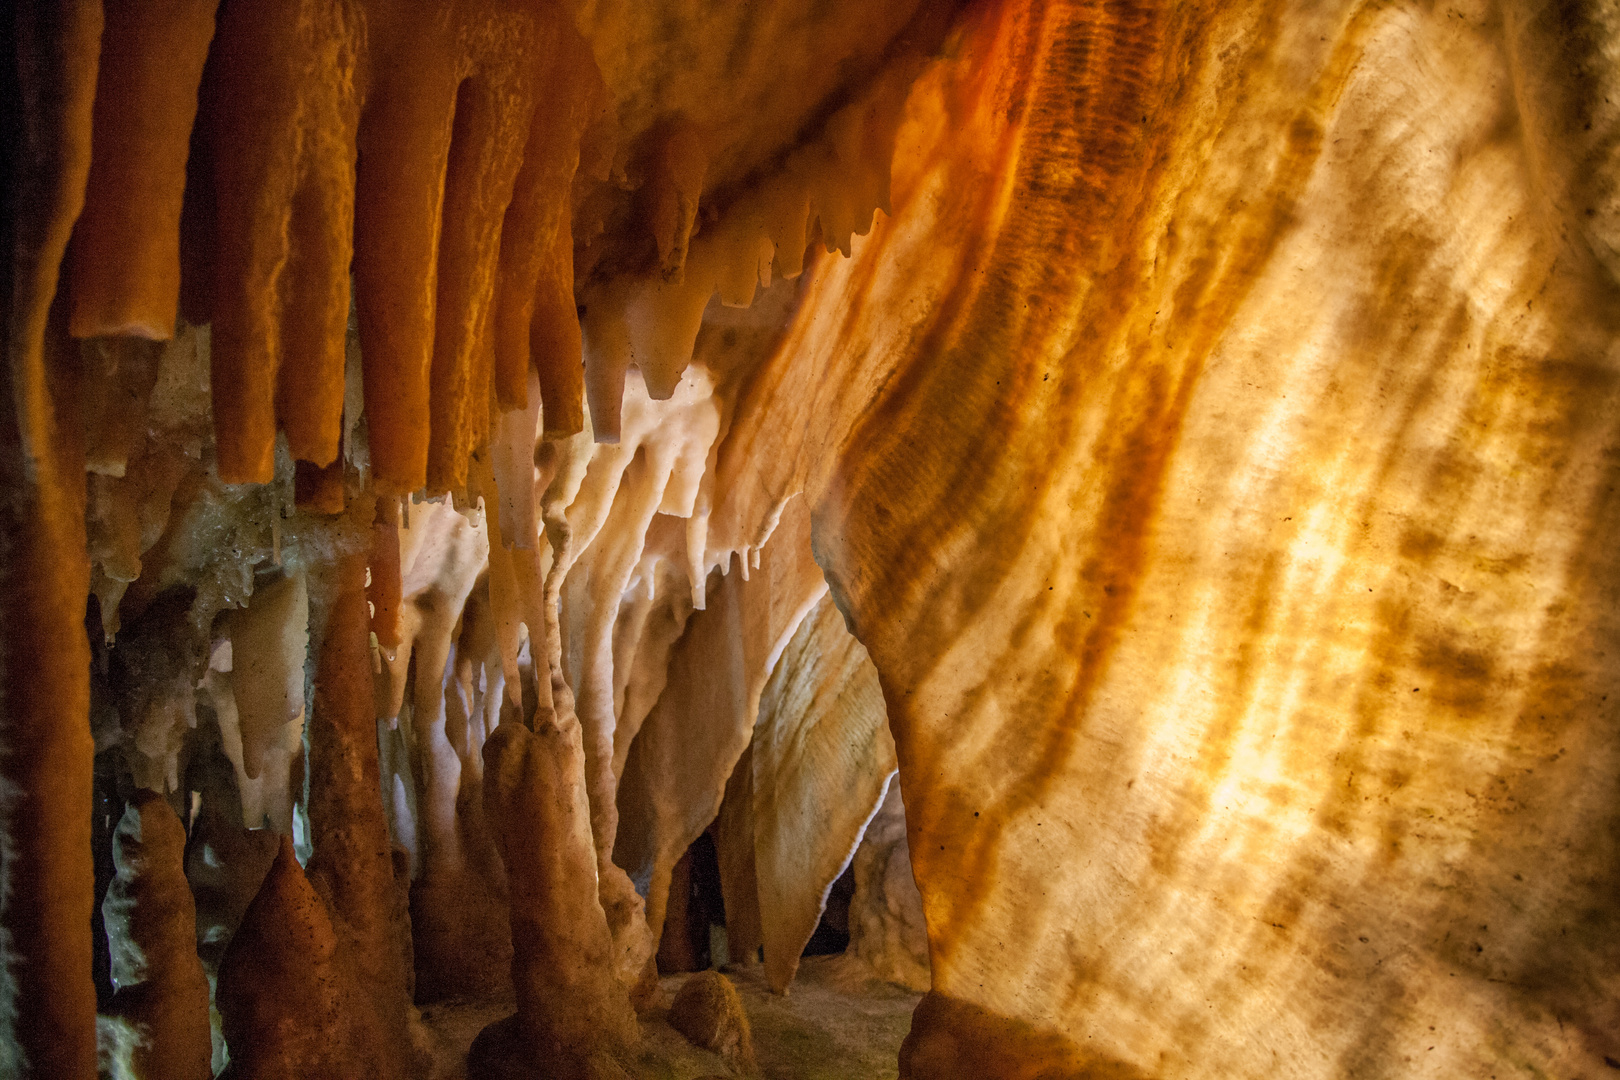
left=305, top=544, right=417, bottom=1080
left=215, top=838, right=356, bottom=1080
left=471, top=716, right=638, bottom=1078
left=98, top=792, right=212, bottom=1080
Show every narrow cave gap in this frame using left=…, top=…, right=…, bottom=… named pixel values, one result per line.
left=657, top=829, right=727, bottom=975
left=801, top=861, right=856, bottom=957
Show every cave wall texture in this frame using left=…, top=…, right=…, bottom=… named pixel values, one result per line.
left=3, top=0, right=1619, bottom=1078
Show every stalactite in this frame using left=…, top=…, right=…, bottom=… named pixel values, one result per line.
left=109, top=591, right=204, bottom=795
left=84, top=323, right=208, bottom=640
left=225, top=570, right=307, bottom=791
left=608, top=517, right=695, bottom=777
left=645, top=118, right=709, bottom=283
left=79, top=335, right=162, bottom=474
left=488, top=9, right=602, bottom=423
left=204, top=0, right=360, bottom=482
left=67, top=0, right=215, bottom=341
left=423, top=10, right=543, bottom=494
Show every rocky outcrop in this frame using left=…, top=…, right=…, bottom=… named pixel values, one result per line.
left=668, top=970, right=756, bottom=1074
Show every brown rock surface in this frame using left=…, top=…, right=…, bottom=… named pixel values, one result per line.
left=667, top=970, right=756, bottom=1074
left=98, top=791, right=212, bottom=1080
left=475, top=716, right=638, bottom=1074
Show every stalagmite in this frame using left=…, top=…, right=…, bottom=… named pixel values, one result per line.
left=472, top=718, right=638, bottom=1078
left=0, top=5, right=102, bottom=1077
left=98, top=792, right=212, bottom=1080
left=304, top=544, right=417, bottom=1080
left=215, top=838, right=358, bottom=1079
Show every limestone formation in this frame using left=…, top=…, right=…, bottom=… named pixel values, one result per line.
left=848, top=781, right=930, bottom=993
left=614, top=499, right=828, bottom=953
left=98, top=791, right=212, bottom=1080
left=214, top=837, right=357, bottom=1079
left=473, top=717, right=639, bottom=1077
left=668, top=970, right=757, bottom=1073
left=750, top=593, right=895, bottom=992
left=5, top=1, right=1620, bottom=1078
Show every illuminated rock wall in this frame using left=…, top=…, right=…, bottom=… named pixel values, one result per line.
left=783, top=1, right=1620, bottom=1075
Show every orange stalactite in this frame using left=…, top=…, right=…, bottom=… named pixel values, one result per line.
left=67, top=0, right=215, bottom=341
left=492, top=15, right=602, bottom=416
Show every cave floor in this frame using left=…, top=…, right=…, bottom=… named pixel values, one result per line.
left=419, top=954, right=924, bottom=1079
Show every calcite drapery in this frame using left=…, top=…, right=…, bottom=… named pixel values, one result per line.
left=742, top=0, right=1620, bottom=1075
left=750, top=594, right=895, bottom=992
left=613, top=498, right=827, bottom=951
